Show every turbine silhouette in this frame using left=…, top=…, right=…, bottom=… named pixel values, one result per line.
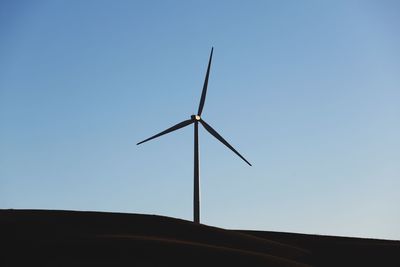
left=137, top=47, right=251, bottom=224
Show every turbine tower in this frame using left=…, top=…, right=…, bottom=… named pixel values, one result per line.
left=137, top=48, right=251, bottom=224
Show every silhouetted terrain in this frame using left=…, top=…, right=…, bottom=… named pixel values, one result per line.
left=1, top=210, right=399, bottom=266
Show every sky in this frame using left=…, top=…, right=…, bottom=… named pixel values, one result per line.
left=1, top=1, right=399, bottom=240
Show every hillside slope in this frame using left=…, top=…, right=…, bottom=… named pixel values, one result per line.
left=1, top=209, right=399, bottom=266
left=240, top=230, right=400, bottom=266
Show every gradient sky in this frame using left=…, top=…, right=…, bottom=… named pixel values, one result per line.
left=1, top=1, right=399, bottom=240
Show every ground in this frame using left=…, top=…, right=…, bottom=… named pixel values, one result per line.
left=2, top=209, right=399, bottom=266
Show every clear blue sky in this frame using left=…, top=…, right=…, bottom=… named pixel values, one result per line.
left=1, top=1, right=399, bottom=239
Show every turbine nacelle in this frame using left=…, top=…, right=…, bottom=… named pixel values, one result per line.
left=191, top=115, right=201, bottom=121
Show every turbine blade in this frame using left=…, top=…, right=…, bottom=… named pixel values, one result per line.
left=137, top=119, right=194, bottom=145
left=197, top=47, right=213, bottom=116
left=200, top=120, right=252, bottom=166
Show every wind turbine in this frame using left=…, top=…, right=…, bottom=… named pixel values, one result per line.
left=137, top=47, right=251, bottom=224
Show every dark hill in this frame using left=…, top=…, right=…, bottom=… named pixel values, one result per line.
left=1, top=209, right=399, bottom=266
left=240, top=230, right=400, bottom=266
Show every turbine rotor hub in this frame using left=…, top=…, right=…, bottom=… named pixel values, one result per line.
left=191, top=115, right=201, bottom=121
